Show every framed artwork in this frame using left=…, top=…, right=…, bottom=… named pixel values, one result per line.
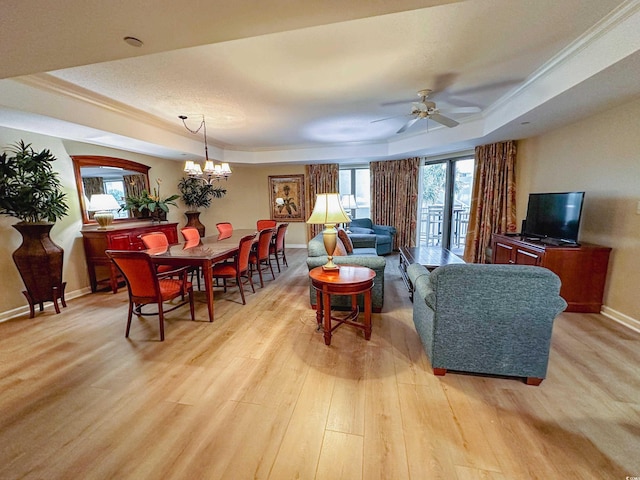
left=269, top=174, right=305, bottom=222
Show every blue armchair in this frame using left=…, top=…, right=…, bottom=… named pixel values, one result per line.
left=348, top=218, right=396, bottom=255
left=409, top=263, right=567, bottom=385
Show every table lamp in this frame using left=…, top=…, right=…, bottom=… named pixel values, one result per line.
left=307, top=193, right=351, bottom=270
left=89, top=194, right=121, bottom=230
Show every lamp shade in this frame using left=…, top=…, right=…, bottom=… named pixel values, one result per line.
left=340, top=194, right=358, bottom=210
left=307, top=193, right=351, bottom=225
left=88, top=194, right=121, bottom=212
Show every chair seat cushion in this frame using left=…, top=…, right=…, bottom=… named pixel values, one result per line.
left=212, top=263, right=237, bottom=275
left=159, top=278, right=190, bottom=299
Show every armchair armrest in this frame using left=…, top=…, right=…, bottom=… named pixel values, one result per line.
left=372, top=225, right=396, bottom=236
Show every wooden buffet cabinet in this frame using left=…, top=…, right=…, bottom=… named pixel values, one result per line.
left=81, top=222, right=179, bottom=293
left=491, top=234, right=611, bottom=313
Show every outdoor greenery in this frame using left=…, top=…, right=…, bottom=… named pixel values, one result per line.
left=177, top=176, right=226, bottom=211
left=0, top=141, right=69, bottom=222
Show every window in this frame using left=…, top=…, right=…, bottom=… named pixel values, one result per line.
left=339, top=166, right=370, bottom=219
left=417, top=155, right=474, bottom=255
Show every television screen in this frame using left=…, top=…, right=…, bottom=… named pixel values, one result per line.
left=523, top=192, right=584, bottom=244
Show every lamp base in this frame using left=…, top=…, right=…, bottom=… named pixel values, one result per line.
left=94, top=211, right=114, bottom=230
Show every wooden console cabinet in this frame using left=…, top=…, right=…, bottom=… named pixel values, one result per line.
left=491, top=234, right=611, bottom=313
left=81, top=222, right=179, bottom=293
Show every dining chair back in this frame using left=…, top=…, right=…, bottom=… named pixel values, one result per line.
left=211, top=233, right=257, bottom=304
left=216, top=222, right=233, bottom=236
left=249, top=227, right=275, bottom=287
left=106, top=250, right=194, bottom=341
left=140, top=232, right=178, bottom=275
left=180, top=227, right=203, bottom=288
left=181, top=227, right=201, bottom=243
left=256, top=219, right=277, bottom=231
left=269, top=222, right=289, bottom=272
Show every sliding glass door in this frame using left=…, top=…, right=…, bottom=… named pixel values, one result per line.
left=417, top=156, right=474, bottom=254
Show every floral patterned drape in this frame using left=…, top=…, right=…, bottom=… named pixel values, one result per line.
left=463, top=141, right=517, bottom=263
left=82, top=177, right=104, bottom=197
left=123, top=174, right=148, bottom=199
left=370, top=158, right=420, bottom=250
left=305, top=164, right=339, bottom=240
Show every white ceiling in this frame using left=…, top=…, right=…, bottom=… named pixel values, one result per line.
left=1, top=0, right=639, bottom=164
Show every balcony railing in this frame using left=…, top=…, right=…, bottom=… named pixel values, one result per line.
left=418, top=205, right=469, bottom=254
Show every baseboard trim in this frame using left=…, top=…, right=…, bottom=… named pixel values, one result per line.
left=0, top=286, right=92, bottom=323
left=601, top=306, right=640, bottom=334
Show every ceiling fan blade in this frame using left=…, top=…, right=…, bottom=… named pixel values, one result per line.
left=444, top=106, right=481, bottom=114
left=429, top=113, right=459, bottom=128
left=371, top=114, right=409, bottom=124
left=397, top=117, right=420, bottom=134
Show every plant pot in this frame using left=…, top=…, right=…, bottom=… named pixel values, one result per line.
left=185, top=211, right=205, bottom=237
left=11, top=222, right=66, bottom=318
left=133, top=209, right=150, bottom=219
left=151, top=210, right=167, bottom=223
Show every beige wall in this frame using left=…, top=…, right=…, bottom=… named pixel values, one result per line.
left=517, top=95, right=640, bottom=321
left=0, top=129, right=306, bottom=318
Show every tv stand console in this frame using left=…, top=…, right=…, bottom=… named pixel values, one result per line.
left=491, top=234, right=611, bottom=313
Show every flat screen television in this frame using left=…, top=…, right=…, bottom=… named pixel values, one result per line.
left=522, top=192, right=584, bottom=245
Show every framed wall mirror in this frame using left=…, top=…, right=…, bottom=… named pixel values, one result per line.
left=72, top=156, right=151, bottom=225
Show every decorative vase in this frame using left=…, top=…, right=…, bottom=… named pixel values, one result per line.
left=185, top=211, right=205, bottom=237
left=11, top=223, right=66, bottom=318
left=151, top=209, right=167, bottom=223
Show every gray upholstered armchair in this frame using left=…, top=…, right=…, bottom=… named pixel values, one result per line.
left=409, top=263, right=567, bottom=385
left=348, top=218, right=396, bottom=255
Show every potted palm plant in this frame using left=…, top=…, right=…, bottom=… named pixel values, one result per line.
left=177, top=177, right=226, bottom=236
left=0, top=140, right=69, bottom=317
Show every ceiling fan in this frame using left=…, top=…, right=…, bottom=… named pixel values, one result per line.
left=373, top=89, right=480, bottom=134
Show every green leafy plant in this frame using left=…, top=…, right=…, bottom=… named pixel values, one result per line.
left=177, top=177, right=226, bottom=212
left=0, top=140, right=69, bottom=222
left=121, top=178, right=179, bottom=215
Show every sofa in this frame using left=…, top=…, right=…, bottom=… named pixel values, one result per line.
left=307, top=232, right=386, bottom=312
left=348, top=218, right=396, bottom=255
left=408, top=262, right=567, bottom=385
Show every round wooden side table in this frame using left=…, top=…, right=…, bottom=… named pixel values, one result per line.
left=309, top=265, right=376, bottom=346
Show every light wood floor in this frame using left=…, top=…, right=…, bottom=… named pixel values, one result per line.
left=1, top=249, right=638, bottom=479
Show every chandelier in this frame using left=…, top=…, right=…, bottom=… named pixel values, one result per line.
left=179, top=115, right=232, bottom=182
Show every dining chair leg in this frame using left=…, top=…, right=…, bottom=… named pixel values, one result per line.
left=126, top=301, right=134, bottom=338
left=237, top=273, right=246, bottom=305
left=267, top=259, right=275, bottom=280
left=158, top=304, right=165, bottom=341
left=257, top=263, right=264, bottom=288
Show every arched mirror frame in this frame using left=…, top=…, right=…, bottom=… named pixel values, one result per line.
left=72, top=155, right=151, bottom=225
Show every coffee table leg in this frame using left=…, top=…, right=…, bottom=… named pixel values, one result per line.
left=364, top=290, right=372, bottom=341
left=323, top=290, right=332, bottom=346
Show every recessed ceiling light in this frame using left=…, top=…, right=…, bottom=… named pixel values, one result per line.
left=123, top=36, right=143, bottom=48
left=520, top=121, right=531, bottom=125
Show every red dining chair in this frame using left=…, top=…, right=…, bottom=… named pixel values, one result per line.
left=256, top=219, right=277, bottom=231
left=216, top=222, right=233, bottom=236
left=212, top=233, right=256, bottom=304
left=140, top=232, right=182, bottom=276
left=269, top=222, right=289, bottom=272
left=180, top=227, right=203, bottom=289
left=106, top=250, right=195, bottom=341
left=249, top=227, right=275, bottom=288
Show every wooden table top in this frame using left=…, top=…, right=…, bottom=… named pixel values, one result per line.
left=309, top=265, right=376, bottom=286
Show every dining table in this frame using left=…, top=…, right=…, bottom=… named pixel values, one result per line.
left=144, top=229, right=258, bottom=322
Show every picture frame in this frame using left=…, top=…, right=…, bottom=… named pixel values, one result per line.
left=269, top=174, right=305, bottom=222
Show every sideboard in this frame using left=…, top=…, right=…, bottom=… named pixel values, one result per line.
left=491, top=233, right=611, bottom=313
left=81, top=222, right=179, bottom=293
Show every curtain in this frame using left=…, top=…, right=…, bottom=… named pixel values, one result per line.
left=123, top=174, right=147, bottom=199
left=463, top=141, right=517, bottom=263
left=370, top=158, right=420, bottom=250
left=304, top=164, right=339, bottom=240
left=82, top=177, right=104, bottom=197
